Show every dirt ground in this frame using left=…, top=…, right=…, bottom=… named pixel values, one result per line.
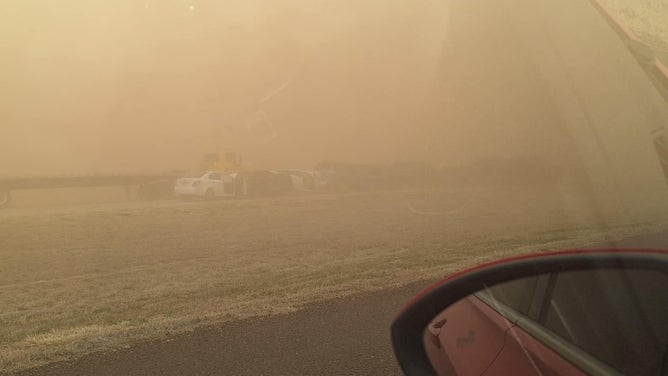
left=2, top=184, right=667, bottom=374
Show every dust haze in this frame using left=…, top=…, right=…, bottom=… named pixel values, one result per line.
left=2, top=0, right=582, bottom=176
left=3, top=1, right=668, bottom=373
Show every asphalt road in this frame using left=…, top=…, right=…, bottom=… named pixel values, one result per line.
left=18, top=282, right=428, bottom=376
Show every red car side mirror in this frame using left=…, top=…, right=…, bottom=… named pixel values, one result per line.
left=391, top=250, right=668, bottom=375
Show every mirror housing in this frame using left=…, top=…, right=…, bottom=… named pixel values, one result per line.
left=391, top=249, right=668, bottom=375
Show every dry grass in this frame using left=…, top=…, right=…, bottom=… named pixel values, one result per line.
left=1, top=187, right=666, bottom=374
left=600, top=0, right=668, bottom=63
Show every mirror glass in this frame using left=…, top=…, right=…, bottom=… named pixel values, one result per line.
left=423, top=268, right=668, bottom=376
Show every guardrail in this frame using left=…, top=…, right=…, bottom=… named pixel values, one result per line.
left=0, top=174, right=181, bottom=208
left=0, top=175, right=178, bottom=190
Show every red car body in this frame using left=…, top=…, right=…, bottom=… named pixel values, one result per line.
left=424, top=296, right=586, bottom=376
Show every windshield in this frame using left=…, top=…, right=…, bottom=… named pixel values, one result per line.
left=1, top=0, right=667, bottom=374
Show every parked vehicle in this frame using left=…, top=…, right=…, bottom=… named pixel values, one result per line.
left=201, top=151, right=244, bottom=173
left=279, top=169, right=321, bottom=192
left=233, top=170, right=294, bottom=197
left=314, top=162, right=385, bottom=191
left=174, top=171, right=236, bottom=199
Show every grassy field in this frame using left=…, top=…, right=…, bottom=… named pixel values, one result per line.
left=601, top=0, right=668, bottom=63
left=1, top=187, right=667, bottom=374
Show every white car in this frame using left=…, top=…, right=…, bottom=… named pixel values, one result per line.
left=174, top=171, right=236, bottom=198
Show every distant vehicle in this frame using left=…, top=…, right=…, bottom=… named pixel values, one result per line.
left=174, top=171, right=236, bottom=199
left=314, top=161, right=384, bottom=191
left=279, top=169, right=322, bottom=192
left=201, top=151, right=244, bottom=173
left=174, top=170, right=294, bottom=199
left=234, top=170, right=294, bottom=197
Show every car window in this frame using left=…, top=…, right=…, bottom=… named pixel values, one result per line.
left=542, top=269, right=668, bottom=375
left=482, top=276, right=541, bottom=316
left=207, top=173, right=222, bottom=180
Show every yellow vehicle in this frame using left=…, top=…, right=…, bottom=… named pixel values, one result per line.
left=201, top=152, right=244, bottom=173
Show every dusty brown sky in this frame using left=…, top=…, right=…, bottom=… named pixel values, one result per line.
left=1, top=0, right=454, bottom=175
left=1, top=0, right=666, bottom=183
